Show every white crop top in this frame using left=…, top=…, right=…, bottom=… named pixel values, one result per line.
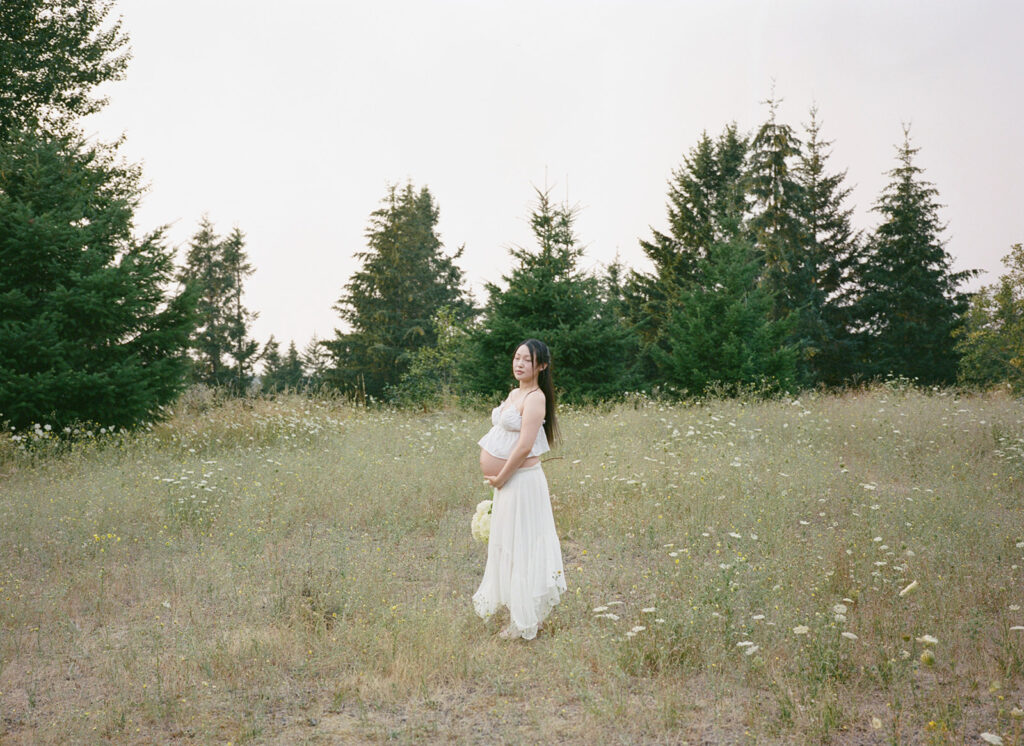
left=477, top=399, right=550, bottom=459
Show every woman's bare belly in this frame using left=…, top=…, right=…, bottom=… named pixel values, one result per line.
left=479, top=449, right=539, bottom=476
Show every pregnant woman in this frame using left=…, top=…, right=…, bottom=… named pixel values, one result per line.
left=473, top=339, right=566, bottom=640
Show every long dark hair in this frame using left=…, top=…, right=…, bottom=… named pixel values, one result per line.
left=518, top=338, right=558, bottom=445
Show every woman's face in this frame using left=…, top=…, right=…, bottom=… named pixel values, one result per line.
left=512, top=344, right=543, bottom=383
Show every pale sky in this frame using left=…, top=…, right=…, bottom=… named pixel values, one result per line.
left=83, top=0, right=1024, bottom=355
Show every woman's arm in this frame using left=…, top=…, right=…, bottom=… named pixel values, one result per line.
left=485, top=391, right=546, bottom=489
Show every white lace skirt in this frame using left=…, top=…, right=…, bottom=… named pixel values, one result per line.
left=472, top=464, right=566, bottom=640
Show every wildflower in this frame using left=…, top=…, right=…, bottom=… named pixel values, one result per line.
left=641, top=607, right=656, bottom=613
left=737, top=641, right=753, bottom=647
left=596, top=613, right=619, bottom=621
left=920, top=649, right=936, bottom=666
left=899, top=580, right=919, bottom=597
left=871, top=717, right=883, bottom=730
left=1010, top=605, right=1020, bottom=611
left=980, top=733, right=1003, bottom=745
left=728, top=532, right=741, bottom=539
left=1009, top=626, right=1024, bottom=632
left=744, top=645, right=759, bottom=656
left=832, top=603, right=847, bottom=615
left=592, top=606, right=608, bottom=613
left=841, top=631, right=858, bottom=640
left=793, top=625, right=809, bottom=635
left=630, top=625, right=646, bottom=634
left=916, top=634, right=938, bottom=645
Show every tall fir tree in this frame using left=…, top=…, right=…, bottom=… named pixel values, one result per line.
left=300, top=334, right=331, bottom=390
left=220, top=226, right=259, bottom=393
left=853, top=128, right=975, bottom=384
left=0, top=0, right=130, bottom=138
left=259, top=335, right=282, bottom=393
left=652, top=230, right=798, bottom=395
left=795, top=106, right=864, bottom=385
left=625, top=125, right=749, bottom=380
left=748, top=98, right=811, bottom=343
left=326, top=182, right=472, bottom=398
left=0, top=132, right=198, bottom=429
left=0, top=2, right=198, bottom=430
left=176, top=217, right=258, bottom=391
left=464, top=187, right=635, bottom=402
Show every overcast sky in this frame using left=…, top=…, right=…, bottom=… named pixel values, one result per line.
left=83, top=0, right=1024, bottom=354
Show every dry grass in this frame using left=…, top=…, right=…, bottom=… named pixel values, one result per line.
left=1, top=385, right=1023, bottom=744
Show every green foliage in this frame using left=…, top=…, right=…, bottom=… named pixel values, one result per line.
left=301, top=334, right=331, bottom=390
left=853, top=128, right=975, bottom=384
left=326, top=182, right=472, bottom=398
left=261, top=337, right=304, bottom=394
left=389, top=306, right=470, bottom=407
left=625, top=125, right=748, bottom=378
left=956, top=244, right=1024, bottom=391
left=463, top=187, right=637, bottom=402
left=0, top=0, right=129, bottom=138
left=794, top=107, right=864, bottom=386
left=176, top=218, right=259, bottom=393
left=652, top=234, right=798, bottom=395
left=0, top=131, right=198, bottom=430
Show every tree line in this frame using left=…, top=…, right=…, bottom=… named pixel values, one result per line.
left=2, top=1, right=1022, bottom=432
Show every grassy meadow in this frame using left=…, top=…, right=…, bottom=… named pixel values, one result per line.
left=1, top=385, right=1023, bottom=744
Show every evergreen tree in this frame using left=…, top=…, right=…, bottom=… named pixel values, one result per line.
left=955, top=244, right=1024, bottom=392
left=853, top=128, right=975, bottom=384
left=278, top=341, right=304, bottom=391
left=748, top=98, right=811, bottom=352
left=301, top=334, right=331, bottom=390
left=0, top=132, right=198, bottom=430
left=0, top=4, right=198, bottom=431
left=326, top=182, right=472, bottom=398
left=625, top=125, right=748, bottom=379
left=220, top=226, right=259, bottom=393
left=177, top=217, right=258, bottom=391
left=0, top=0, right=130, bottom=138
left=259, top=335, right=282, bottom=393
left=464, top=187, right=635, bottom=402
left=795, top=106, right=864, bottom=385
left=652, top=229, right=797, bottom=395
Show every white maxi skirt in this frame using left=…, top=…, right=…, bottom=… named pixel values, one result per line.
left=473, top=464, right=566, bottom=640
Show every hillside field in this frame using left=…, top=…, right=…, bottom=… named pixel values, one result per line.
left=1, top=386, right=1023, bottom=744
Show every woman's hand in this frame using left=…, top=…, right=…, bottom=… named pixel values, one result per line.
left=484, top=474, right=504, bottom=489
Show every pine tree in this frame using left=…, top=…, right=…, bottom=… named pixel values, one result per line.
left=0, top=4, right=197, bottom=431
left=0, top=132, right=198, bottom=430
left=795, top=106, right=864, bottom=385
left=748, top=97, right=810, bottom=331
left=625, top=125, right=749, bottom=379
left=220, top=226, right=259, bottom=393
left=177, top=218, right=258, bottom=391
left=326, top=182, right=472, bottom=398
left=0, top=0, right=130, bottom=138
left=300, top=334, right=331, bottom=390
left=464, top=187, right=635, bottom=402
left=259, top=335, right=282, bottom=393
left=854, top=128, right=975, bottom=384
left=652, top=228, right=797, bottom=396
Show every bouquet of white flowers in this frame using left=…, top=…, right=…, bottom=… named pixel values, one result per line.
left=471, top=496, right=493, bottom=543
